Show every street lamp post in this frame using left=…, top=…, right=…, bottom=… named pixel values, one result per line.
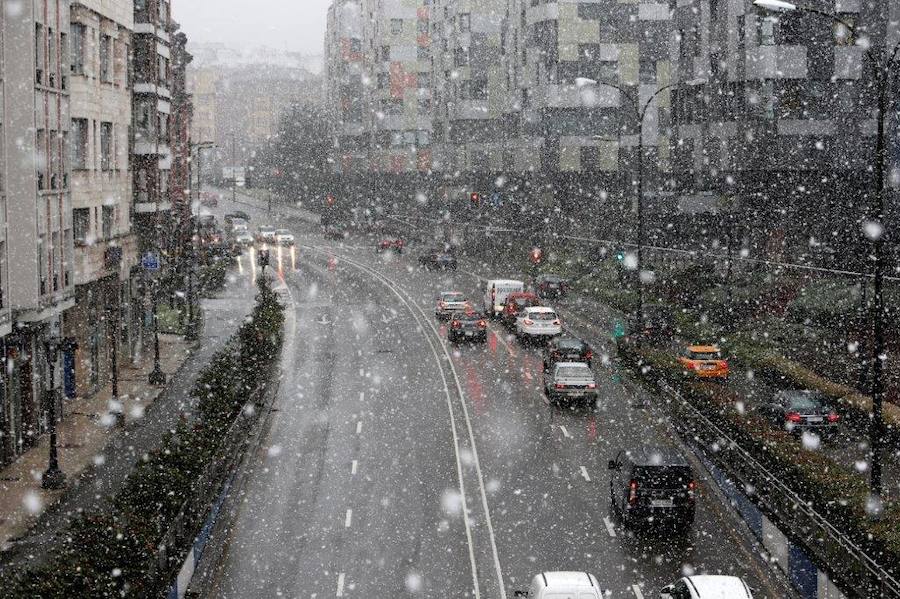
left=754, top=0, right=900, bottom=500
left=41, top=333, right=65, bottom=489
left=576, top=77, right=680, bottom=342
left=148, top=276, right=166, bottom=386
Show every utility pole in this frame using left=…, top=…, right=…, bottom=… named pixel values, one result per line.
left=231, top=133, right=237, bottom=207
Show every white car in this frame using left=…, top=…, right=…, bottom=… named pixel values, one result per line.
left=235, top=231, right=254, bottom=247
left=435, top=291, right=469, bottom=319
left=522, top=571, right=603, bottom=599
left=275, top=229, right=295, bottom=246
left=660, top=575, right=753, bottom=599
left=232, top=221, right=249, bottom=234
left=482, top=279, right=525, bottom=318
left=257, top=225, right=277, bottom=244
left=516, top=306, right=562, bottom=341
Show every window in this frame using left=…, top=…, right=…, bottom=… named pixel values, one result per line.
left=59, top=32, right=69, bottom=88
left=35, top=23, right=45, bottom=84
left=454, top=46, right=470, bottom=66
left=417, top=46, right=430, bottom=62
left=417, top=72, right=430, bottom=88
left=377, top=72, right=389, bottom=89
left=100, top=122, right=113, bottom=170
left=71, top=118, right=88, bottom=169
left=158, top=56, right=168, bottom=84
left=381, top=45, right=390, bottom=61
left=73, top=208, right=90, bottom=245
left=102, top=206, right=114, bottom=239
left=459, top=13, right=470, bottom=33
left=69, top=23, right=87, bottom=75
left=639, top=59, right=657, bottom=84
left=417, top=19, right=428, bottom=34
left=349, top=38, right=362, bottom=53
left=391, top=19, right=403, bottom=35
left=418, top=98, right=432, bottom=112
left=757, top=16, right=776, bottom=46
left=100, top=35, right=112, bottom=83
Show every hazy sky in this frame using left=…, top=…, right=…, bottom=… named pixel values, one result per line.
left=173, top=0, right=332, bottom=57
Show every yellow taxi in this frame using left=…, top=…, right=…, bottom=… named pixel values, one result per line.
left=678, top=345, right=729, bottom=379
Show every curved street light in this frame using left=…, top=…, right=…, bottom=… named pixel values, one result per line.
left=754, top=0, right=900, bottom=503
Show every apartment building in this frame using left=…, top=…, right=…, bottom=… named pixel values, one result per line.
left=170, top=25, right=193, bottom=257
left=132, top=0, right=173, bottom=258
left=64, top=0, right=139, bottom=399
left=0, top=0, right=76, bottom=465
left=326, top=0, right=368, bottom=177
left=670, top=0, right=900, bottom=259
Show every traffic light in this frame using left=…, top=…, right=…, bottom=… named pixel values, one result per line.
left=470, top=192, right=481, bottom=206
left=616, top=251, right=625, bottom=262
left=326, top=194, right=336, bottom=207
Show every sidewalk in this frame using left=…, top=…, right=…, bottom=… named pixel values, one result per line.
left=0, top=274, right=256, bottom=562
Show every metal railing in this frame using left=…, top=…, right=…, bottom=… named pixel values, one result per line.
left=660, top=381, right=900, bottom=599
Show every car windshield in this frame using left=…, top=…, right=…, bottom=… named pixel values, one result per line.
left=689, top=350, right=721, bottom=360
left=633, top=466, right=693, bottom=489
left=5, top=3, right=883, bottom=597
left=556, top=366, right=591, bottom=379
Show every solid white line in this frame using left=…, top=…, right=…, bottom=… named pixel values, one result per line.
left=351, top=460, right=358, bottom=475
left=356, top=421, right=362, bottom=434
left=345, top=509, right=353, bottom=528
left=580, top=466, right=591, bottom=482
left=559, top=425, right=572, bottom=439
left=632, top=584, right=645, bottom=599
left=336, top=573, right=345, bottom=597
left=311, top=250, right=496, bottom=598
left=603, top=516, right=617, bottom=538
left=359, top=391, right=365, bottom=402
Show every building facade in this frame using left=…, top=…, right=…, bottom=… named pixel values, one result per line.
left=65, top=0, right=139, bottom=400
left=0, top=0, right=76, bottom=465
left=170, top=25, right=193, bottom=259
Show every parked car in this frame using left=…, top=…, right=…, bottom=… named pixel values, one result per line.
left=543, top=362, right=597, bottom=408
left=200, top=191, right=219, bottom=208
left=515, top=306, right=562, bottom=342
left=543, top=336, right=593, bottom=370
left=501, top=292, right=540, bottom=329
left=419, top=249, right=457, bottom=270
left=677, top=345, right=728, bottom=379
left=760, top=390, right=840, bottom=436
left=535, top=273, right=568, bottom=299
left=435, top=291, right=470, bottom=319
left=659, top=575, right=753, bottom=599
left=447, top=311, right=488, bottom=343
left=275, top=229, right=295, bottom=246
left=482, top=279, right=525, bottom=318
left=518, top=572, right=603, bottom=599
left=376, top=238, right=404, bottom=254
left=257, top=225, right=277, bottom=244
left=608, top=446, right=696, bottom=531
left=324, top=225, right=346, bottom=240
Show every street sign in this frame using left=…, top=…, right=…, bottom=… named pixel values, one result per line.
left=141, top=252, right=160, bottom=272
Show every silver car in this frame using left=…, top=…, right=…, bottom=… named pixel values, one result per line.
left=543, top=362, right=597, bottom=407
left=435, top=291, right=469, bottom=319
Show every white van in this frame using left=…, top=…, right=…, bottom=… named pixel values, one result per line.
left=517, top=571, right=604, bottom=599
left=483, top=279, right=525, bottom=318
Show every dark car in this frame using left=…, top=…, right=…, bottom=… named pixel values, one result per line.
left=376, top=238, right=404, bottom=254
left=543, top=336, right=593, bottom=370
left=760, top=390, right=840, bottom=436
left=447, top=311, right=487, bottom=343
left=419, top=249, right=457, bottom=271
left=535, top=274, right=568, bottom=299
left=324, top=225, right=346, bottom=241
left=608, top=446, right=696, bottom=531
left=501, top=292, right=540, bottom=329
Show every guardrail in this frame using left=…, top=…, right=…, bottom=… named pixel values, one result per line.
left=659, top=381, right=900, bottom=599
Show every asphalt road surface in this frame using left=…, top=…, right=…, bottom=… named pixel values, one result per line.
left=203, top=193, right=793, bottom=598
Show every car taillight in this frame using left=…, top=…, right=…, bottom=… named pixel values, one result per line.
left=552, top=319, right=561, bottom=326
left=786, top=412, right=803, bottom=423
left=628, top=480, right=639, bottom=505
left=585, top=350, right=593, bottom=360
left=451, top=321, right=461, bottom=329
left=827, top=413, right=840, bottom=423
left=478, top=320, right=487, bottom=328
left=555, top=383, right=566, bottom=390
left=523, top=319, right=534, bottom=325
left=587, top=383, right=596, bottom=389
left=439, top=301, right=446, bottom=308
left=688, top=480, right=697, bottom=497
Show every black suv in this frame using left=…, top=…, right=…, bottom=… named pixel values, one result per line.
left=543, top=336, right=593, bottom=369
left=447, top=311, right=488, bottom=343
left=608, top=446, right=696, bottom=531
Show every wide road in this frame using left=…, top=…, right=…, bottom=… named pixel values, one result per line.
left=204, top=192, right=793, bottom=598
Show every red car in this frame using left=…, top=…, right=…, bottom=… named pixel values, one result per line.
left=376, top=238, right=404, bottom=254
left=501, top=292, right=540, bottom=329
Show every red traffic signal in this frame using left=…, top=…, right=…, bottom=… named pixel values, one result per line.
left=470, top=192, right=481, bottom=206
left=530, top=247, right=543, bottom=265
left=326, top=194, right=336, bottom=207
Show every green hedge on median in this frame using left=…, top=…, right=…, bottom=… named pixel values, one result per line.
left=1, top=276, right=284, bottom=599
left=619, top=343, right=900, bottom=578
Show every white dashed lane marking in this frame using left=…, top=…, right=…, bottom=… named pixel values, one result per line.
left=351, top=460, right=358, bottom=475
left=580, top=466, right=591, bottom=482
left=632, top=584, right=645, bottom=599
left=356, top=421, right=363, bottom=434
left=336, top=573, right=345, bottom=597
left=345, top=509, right=353, bottom=528
left=603, top=516, right=617, bottom=538
left=558, top=425, right=571, bottom=439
